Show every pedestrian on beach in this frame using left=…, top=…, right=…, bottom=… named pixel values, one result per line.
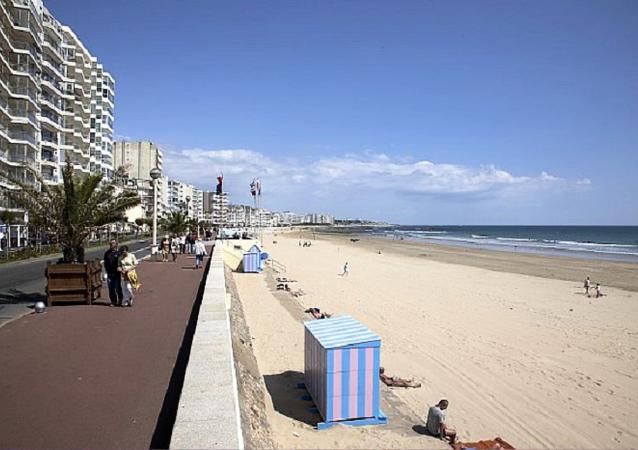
left=340, top=261, right=349, bottom=276
left=104, top=239, right=123, bottom=307
left=161, top=235, right=170, bottom=262
left=425, top=399, right=457, bottom=444
left=170, top=234, right=179, bottom=262
left=596, top=282, right=602, bottom=298
left=118, top=245, right=139, bottom=307
left=193, top=236, right=207, bottom=269
left=584, top=276, right=591, bottom=295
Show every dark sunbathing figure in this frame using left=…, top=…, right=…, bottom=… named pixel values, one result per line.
left=379, top=367, right=422, bottom=388
left=305, top=307, right=331, bottom=319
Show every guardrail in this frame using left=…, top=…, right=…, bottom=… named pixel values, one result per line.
left=269, top=257, right=286, bottom=274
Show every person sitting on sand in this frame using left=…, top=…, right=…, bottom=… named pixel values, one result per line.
left=426, top=399, right=456, bottom=444
left=379, top=367, right=421, bottom=388
left=584, top=276, right=591, bottom=295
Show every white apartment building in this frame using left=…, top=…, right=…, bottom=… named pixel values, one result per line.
left=0, top=0, right=115, bottom=213
left=167, top=178, right=203, bottom=220
left=303, top=213, right=335, bottom=225
left=203, top=191, right=228, bottom=225
left=273, top=211, right=304, bottom=226
left=0, top=0, right=43, bottom=209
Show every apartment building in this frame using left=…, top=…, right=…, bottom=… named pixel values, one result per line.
left=203, top=190, right=228, bottom=225
left=113, top=140, right=166, bottom=221
left=0, top=0, right=115, bottom=212
left=167, top=178, right=203, bottom=220
left=0, top=0, right=42, bottom=209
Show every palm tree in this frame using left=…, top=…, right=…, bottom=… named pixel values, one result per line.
left=2, top=162, right=140, bottom=263
left=161, top=211, right=189, bottom=235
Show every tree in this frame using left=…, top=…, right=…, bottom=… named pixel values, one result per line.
left=161, top=211, right=189, bottom=235
left=2, top=162, right=140, bottom=263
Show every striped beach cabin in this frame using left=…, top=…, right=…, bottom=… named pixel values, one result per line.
left=242, top=244, right=262, bottom=273
left=304, top=315, right=387, bottom=429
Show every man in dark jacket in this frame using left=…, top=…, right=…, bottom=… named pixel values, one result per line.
left=103, top=239, right=123, bottom=306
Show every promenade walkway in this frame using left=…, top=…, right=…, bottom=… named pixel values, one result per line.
left=0, top=249, right=211, bottom=448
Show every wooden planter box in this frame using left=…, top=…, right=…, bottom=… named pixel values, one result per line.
left=45, top=260, right=103, bottom=306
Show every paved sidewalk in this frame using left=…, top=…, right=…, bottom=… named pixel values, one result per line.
left=0, top=249, right=211, bottom=448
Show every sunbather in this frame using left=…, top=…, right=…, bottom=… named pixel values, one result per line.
left=305, top=307, right=331, bottom=319
left=379, top=367, right=422, bottom=388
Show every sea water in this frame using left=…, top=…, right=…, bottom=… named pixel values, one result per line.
left=370, top=226, right=638, bottom=263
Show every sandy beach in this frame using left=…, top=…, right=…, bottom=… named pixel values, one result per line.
left=230, top=232, right=638, bottom=449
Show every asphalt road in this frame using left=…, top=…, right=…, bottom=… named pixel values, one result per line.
left=0, top=240, right=151, bottom=326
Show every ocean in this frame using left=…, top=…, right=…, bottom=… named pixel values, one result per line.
left=363, top=225, right=638, bottom=262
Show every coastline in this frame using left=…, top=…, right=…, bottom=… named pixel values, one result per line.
left=230, top=231, right=638, bottom=448
left=311, top=230, right=638, bottom=292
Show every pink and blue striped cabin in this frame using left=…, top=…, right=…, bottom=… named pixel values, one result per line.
left=304, top=315, right=387, bottom=429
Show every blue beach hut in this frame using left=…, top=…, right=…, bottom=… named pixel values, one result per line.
left=304, top=315, right=387, bottom=429
left=242, top=244, right=261, bottom=273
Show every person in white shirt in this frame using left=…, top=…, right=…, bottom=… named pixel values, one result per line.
left=193, top=237, right=207, bottom=269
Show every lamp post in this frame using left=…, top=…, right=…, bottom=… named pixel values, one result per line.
left=150, top=167, right=162, bottom=254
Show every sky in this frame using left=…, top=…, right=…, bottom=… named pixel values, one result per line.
left=47, top=0, right=638, bottom=225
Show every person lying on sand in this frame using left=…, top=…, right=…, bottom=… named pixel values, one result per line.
left=426, top=399, right=457, bottom=444
left=305, top=307, right=331, bottom=319
left=276, top=277, right=297, bottom=283
left=379, top=367, right=422, bottom=388
left=276, top=283, right=291, bottom=291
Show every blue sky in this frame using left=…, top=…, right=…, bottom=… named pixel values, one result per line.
left=48, top=0, right=638, bottom=224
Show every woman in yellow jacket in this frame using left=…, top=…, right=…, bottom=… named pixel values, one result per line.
left=118, top=245, right=140, bottom=307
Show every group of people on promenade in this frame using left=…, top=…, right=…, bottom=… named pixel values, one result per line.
left=160, top=232, right=209, bottom=268
left=104, top=239, right=140, bottom=307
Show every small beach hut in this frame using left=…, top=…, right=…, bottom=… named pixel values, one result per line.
left=304, top=315, right=387, bottom=429
left=242, top=244, right=263, bottom=273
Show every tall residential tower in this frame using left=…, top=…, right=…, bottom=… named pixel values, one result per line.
left=0, top=0, right=115, bottom=212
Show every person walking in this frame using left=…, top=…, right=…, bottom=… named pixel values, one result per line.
left=193, top=236, right=207, bottom=269
left=170, top=234, right=179, bottom=262
left=340, top=261, right=349, bottom=277
left=584, top=276, right=591, bottom=295
left=160, top=235, right=170, bottom=262
left=118, top=245, right=139, bottom=307
left=179, top=234, right=186, bottom=254
left=103, top=239, right=123, bottom=307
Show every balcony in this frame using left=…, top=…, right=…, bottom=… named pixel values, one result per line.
left=8, top=129, right=36, bottom=145
left=9, top=107, right=37, bottom=125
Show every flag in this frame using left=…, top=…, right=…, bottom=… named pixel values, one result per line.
left=250, top=179, right=256, bottom=197
left=256, top=179, right=262, bottom=196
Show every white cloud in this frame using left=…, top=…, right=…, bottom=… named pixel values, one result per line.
left=163, top=148, right=587, bottom=199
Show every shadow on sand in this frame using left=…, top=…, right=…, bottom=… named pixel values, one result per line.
left=263, top=370, right=322, bottom=427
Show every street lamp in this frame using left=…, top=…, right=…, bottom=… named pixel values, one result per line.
left=150, top=167, right=162, bottom=254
